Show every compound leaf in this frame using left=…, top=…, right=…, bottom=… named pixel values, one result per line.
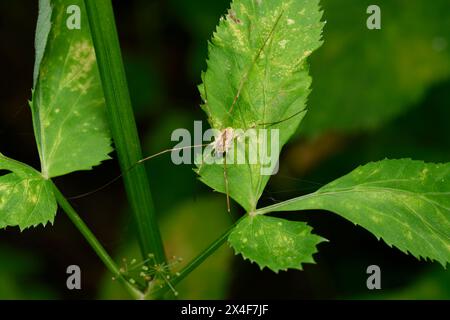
left=32, top=0, right=112, bottom=178
left=229, top=214, right=326, bottom=272
left=257, top=159, right=450, bottom=266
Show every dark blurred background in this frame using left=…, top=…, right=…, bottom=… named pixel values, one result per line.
left=0, top=0, right=449, bottom=299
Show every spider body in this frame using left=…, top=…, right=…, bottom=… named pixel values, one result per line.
left=212, top=127, right=235, bottom=155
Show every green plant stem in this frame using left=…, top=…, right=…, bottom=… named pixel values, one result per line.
left=52, top=183, right=142, bottom=299
left=83, top=0, right=166, bottom=264
left=175, top=227, right=232, bottom=284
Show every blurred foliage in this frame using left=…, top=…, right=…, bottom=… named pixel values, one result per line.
left=303, top=0, right=450, bottom=136
left=0, top=246, right=57, bottom=299
left=160, top=196, right=233, bottom=299
left=383, top=268, right=450, bottom=299
left=124, top=55, right=165, bottom=117
left=358, top=267, right=450, bottom=299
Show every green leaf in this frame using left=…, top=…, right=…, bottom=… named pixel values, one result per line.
left=229, top=214, right=325, bottom=272
left=32, top=0, right=112, bottom=178
left=257, top=159, right=450, bottom=266
left=0, top=154, right=57, bottom=230
left=303, top=0, right=450, bottom=136
left=197, top=0, right=324, bottom=212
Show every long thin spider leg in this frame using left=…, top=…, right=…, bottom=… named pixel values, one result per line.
left=224, top=156, right=231, bottom=213
left=68, top=143, right=210, bottom=200
left=138, top=143, right=210, bottom=164
left=257, top=109, right=307, bottom=128
left=68, top=174, right=125, bottom=200
left=223, top=131, right=231, bottom=213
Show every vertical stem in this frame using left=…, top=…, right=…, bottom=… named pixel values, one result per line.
left=52, top=183, right=142, bottom=299
left=83, top=0, right=166, bottom=264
